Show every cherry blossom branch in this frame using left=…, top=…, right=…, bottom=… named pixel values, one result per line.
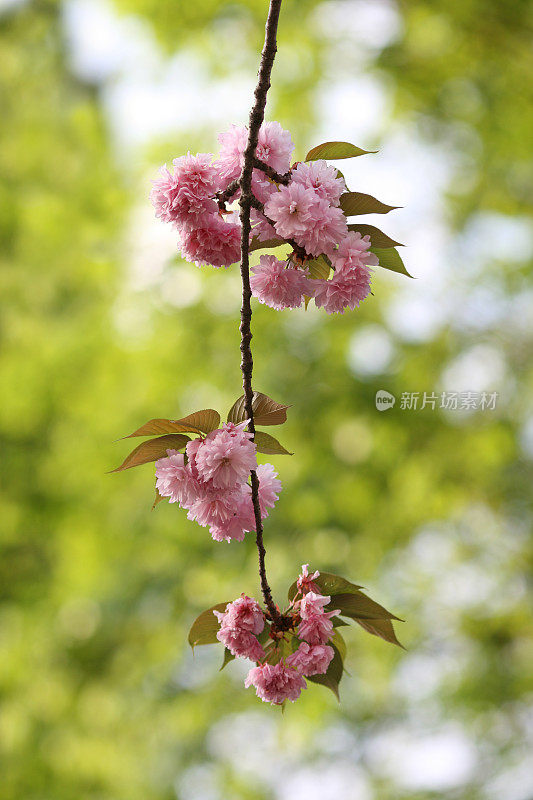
left=238, top=0, right=284, bottom=629
left=216, top=179, right=240, bottom=209
left=252, top=156, right=291, bottom=184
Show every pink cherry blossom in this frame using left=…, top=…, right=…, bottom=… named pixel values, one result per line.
left=313, top=266, right=371, bottom=314
left=256, top=121, right=294, bottom=174
left=193, top=422, right=257, bottom=489
left=179, top=214, right=241, bottom=268
left=155, top=450, right=199, bottom=506
left=245, top=661, right=307, bottom=704
left=298, top=592, right=340, bottom=645
left=216, top=121, right=293, bottom=195
left=286, top=642, right=334, bottom=676
left=294, top=199, right=348, bottom=257
left=150, top=153, right=219, bottom=228
left=298, top=612, right=337, bottom=646
left=250, top=208, right=282, bottom=243
left=215, top=124, right=249, bottom=185
left=291, top=160, right=345, bottom=206
left=214, top=595, right=265, bottom=635
left=297, top=564, right=320, bottom=595
left=263, top=182, right=319, bottom=240
left=187, top=486, right=239, bottom=529
left=331, top=231, right=379, bottom=273
left=216, top=626, right=265, bottom=661
left=299, top=591, right=331, bottom=616
left=250, top=255, right=312, bottom=311
left=256, top=463, right=282, bottom=515
left=208, top=486, right=254, bottom=542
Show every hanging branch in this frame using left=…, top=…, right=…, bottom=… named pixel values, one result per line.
left=117, top=0, right=406, bottom=705
left=237, top=0, right=285, bottom=629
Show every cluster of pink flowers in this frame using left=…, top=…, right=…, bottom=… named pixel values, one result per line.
left=150, top=121, right=378, bottom=314
left=214, top=595, right=266, bottom=662
left=217, top=566, right=340, bottom=706
left=154, top=422, right=281, bottom=542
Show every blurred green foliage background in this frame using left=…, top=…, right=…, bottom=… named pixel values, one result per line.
left=1, top=0, right=532, bottom=798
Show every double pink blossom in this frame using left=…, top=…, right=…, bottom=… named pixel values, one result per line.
left=150, top=153, right=219, bottom=228
left=297, top=591, right=340, bottom=645
left=216, top=595, right=265, bottom=634
left=214, top=596, right=266, bottom=661
left=155, top=424, right=282, bottom=542
left=179, top=214, right=241, bottom=268
left=192, top=422, right=257, bottom=489
left=286, top=642, right=334, bottom=676
left=250, top=255, right=313, bottom=311
left=331, top=231, right=379, bottom=273
left=291, top=160, right=346, bottom=206
left=150, top=121, right=379, bottom=317
left=216, top=121, right=294, bottom=203
left=245, top=661, right=307, bottom=705
left=297, top=564, right=320, bottom=595
left=313, top=266, right=371, bottom=314
left=155, top=450, right=199, bottom=506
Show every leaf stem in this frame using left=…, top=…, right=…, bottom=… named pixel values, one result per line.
left=238, top=0, right=283, bottom=629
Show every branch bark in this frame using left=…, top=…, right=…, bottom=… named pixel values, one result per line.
left=238, top=0, right=284, bottom=628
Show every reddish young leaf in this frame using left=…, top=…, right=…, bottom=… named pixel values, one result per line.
left=151, top=486, right=166, bottom=510
left=227, top=392, right=290, bottom=427
left=111, top=434, right=190, bottom=472
left=124, top=409, right=220, bottom=438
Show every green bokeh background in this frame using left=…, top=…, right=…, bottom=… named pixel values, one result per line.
left=1, top=1, right=532, bottom=798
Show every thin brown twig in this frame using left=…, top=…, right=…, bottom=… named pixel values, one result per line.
left=252, top=156, right=291, bottom=185
left=237, top=0, right=284, bottom=629
left=217, top=179, right=240, bottom=209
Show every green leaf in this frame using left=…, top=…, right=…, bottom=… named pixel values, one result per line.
left=332, top=617, right=350, bottom=628
left=110, top=434, right=190, bottom=472
left=188, top=602, right=228, bottom=648
left=257, top=623, right=271, bottom=645
left=371, top=247, right=413, bottom=278
left=287, top=571, right=363, bottom=602
left=220, top=648, right=235, bottom=670
left=123, top=409, right=220, bottom=438
left=329, top=628, right=347, bottom=662
left=331, top=592, right=402, bottom=621
left=264, top=641, right=283, bottom=665
left=305, top=141, right=376, bottom=161
left=228, top=392, right=290, bottom=427
left=354, top=617, right=405, bottom=649
left=308, top=645, right=343, bottom=700
left=254, top=430, right=293, bottom=455
left=250, top=236, right=285, bottom=252
left=340, top=192, right=399, bottom=216
left=307, top=255, right=331, bottom=281
left=347, top=223, right=404, bottom=249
